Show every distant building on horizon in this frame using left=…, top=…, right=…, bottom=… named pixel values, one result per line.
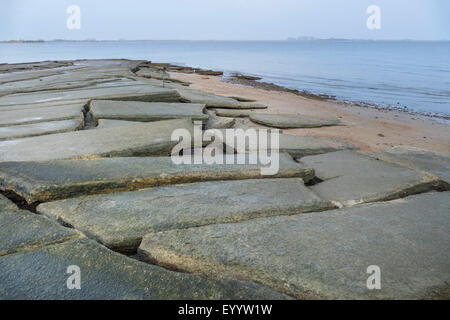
left=287, top=36, right=318, bottom=41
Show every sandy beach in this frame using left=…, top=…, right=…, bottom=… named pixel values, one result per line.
left=171, top=71, right=450, bottom=155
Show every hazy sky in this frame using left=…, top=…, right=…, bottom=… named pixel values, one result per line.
left=1, top=0, right=449, bottom=41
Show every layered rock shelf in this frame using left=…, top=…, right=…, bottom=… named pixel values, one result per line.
left=0, top=59, right=448, bottom=300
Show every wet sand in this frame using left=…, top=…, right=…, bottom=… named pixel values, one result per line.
left=171, top=72, right=450, bottom=155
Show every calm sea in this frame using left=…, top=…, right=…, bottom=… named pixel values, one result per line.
left=1, top=40, right=449, bottom=116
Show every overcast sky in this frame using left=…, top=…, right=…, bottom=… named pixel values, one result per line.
left=1, top=0, right=449, bottom=41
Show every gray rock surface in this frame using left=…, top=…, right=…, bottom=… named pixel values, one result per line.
left=227, top=96, right=256, bottom=102
left=301, top=151, right=440, bottom=207
left=38, top=178, right=331, bottom=253
left=368, top=147, right=450, bottom=190
left=0, top=99, right=89, bottom=112
left=249, top=113, right=342, bottom=128
left=205, top=112, right=235, bottom=129
left=0, top=66, right=68, bottom=85
left=0, top=60, right=144, bottom=96
left=232, top=119, right=283, bottom=133
left=0, top=208, right=79, bottom=257
left=90, top=100, right=208, bottom=123
left=0, top=238, right=289, bottom=300
left=216, top=132, right=357, bottom=158
left=0, top=119, right=194, bottom=162
left=0, top=61, right=72, bottom=74
left=273, top=135, right=357, bottom=157
left=214, top=109, right=254, bottom=118
left=135, top=67, right=169, bottom=80
left=0, top=194, right=18, bottom=211
left=177, top=88, right=267, bottom=109
left=0, top=73, right=134, bottom=96
left=0, top=103, right=85, bottom=127
left=0, top=119, right=84, bottom=141
left=139, top=192, right=450, bottom=299
left=0, top=85, right=180, bottom=107
left=96, top=119, right=141, bottom=129
left=2, top=59, right=447, bottom=300
left=0, top=153, right=312, bottom=203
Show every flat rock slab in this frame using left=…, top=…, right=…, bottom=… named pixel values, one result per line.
left=0, top=103, right=85, bottom=127
left=0, top=238, right=288, bottom=300
left=0, top=208, right=79, bottom=257
left=177, top=88, right=267, bottom=109
left=301, top=151, right=440, bottom=207
left=0, top=119, right=193, bottom=162
left=274, top=135, right=357, bottom=158
left=0, top=74, right=133, bottom=96
left=0, top=99, right=89, bottom=112
left=214, top=109, right=254, bottom=118
left=90, top=100, right=208, bottom=123
left=0, top=119, right=84, bottom=141
left=38, top=178, right=331, bottom=253
left=139, top=192, right=450, bottom=300
left=0, top=194, right=17, bottom=211
left=227, top=96, right=257, bottom=102
left=249, top=113, right=342, bottom=128
left=0, top=61, right=72, bottom=74
left=369, top=147, right=450, bottom=190
left=0, top=67, right=68, bottom=85
left=0, top=153, right=313, bottom=203
left=216, top=132, right=357, bottom=158
left=96, top=119, right=141, bottom=129
left=0, top=85, right=180, bottom=107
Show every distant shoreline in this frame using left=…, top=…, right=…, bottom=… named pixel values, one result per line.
left=2, top=39, right=450, bottom=43
left=157, top=62, right=450, bottom=122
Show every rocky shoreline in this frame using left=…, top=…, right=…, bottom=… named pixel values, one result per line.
left=0, top=59, right=449, bottom=299
left=138, top=61, right=450, bottom=121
